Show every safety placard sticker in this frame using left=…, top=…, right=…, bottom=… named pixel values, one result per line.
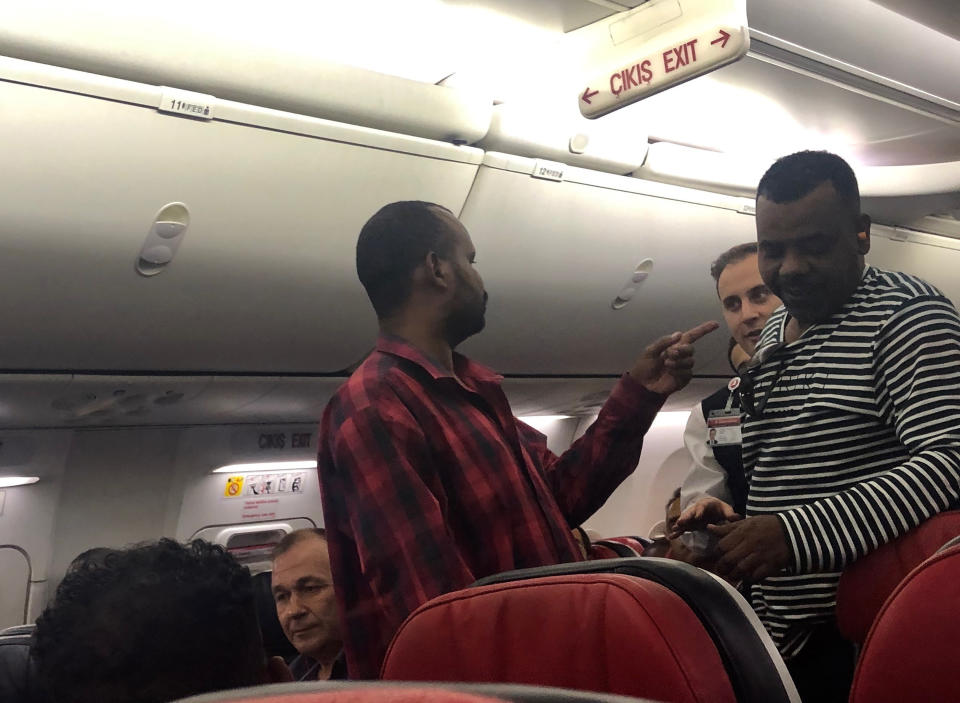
left=224, top=471, right=308, bottom=499
left=224, top=475, right=245, bottom=498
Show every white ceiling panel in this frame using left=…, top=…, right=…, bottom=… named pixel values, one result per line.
left=442, top=0, right=614, bottom=33
left=747, top=0, right=960, bottom=104
left=870, top=0, right=960, bottom=42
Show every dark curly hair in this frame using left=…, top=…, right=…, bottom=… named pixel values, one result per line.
left=33, top=539, right=265, bottom=703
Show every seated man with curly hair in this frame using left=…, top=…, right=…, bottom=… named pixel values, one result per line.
left=32, top=539, right=292, bottom=703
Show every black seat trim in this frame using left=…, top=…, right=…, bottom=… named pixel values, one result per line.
left=0, top=625, right=34, bottom=637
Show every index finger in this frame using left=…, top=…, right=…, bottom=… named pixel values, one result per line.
left=680, top=321, right=720, bottom=344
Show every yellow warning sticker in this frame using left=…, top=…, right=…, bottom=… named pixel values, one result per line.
left=224, top=476, right=244, bottom=498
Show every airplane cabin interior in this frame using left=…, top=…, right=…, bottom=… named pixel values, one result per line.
left=0, top=0, right=959, bottom=700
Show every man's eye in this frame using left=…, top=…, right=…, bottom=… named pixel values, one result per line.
left=800, top=238, right=831, bottom=255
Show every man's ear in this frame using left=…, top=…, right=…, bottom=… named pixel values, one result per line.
left=266, top=656, right=294, bottom=684
left=423, top=251, right=451, bottom=290
left=856, top=214, right=871, bottom=255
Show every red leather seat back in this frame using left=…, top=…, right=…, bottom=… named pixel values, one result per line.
left=849, top=544, right=960, bottom=703
left=588, top=537, right=647, bottom=559
left=836, top=511, right=960, bottom=644
left=382, top=573, right=736, bottom=703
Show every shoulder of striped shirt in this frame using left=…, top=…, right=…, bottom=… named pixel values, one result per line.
left=756, top=307, right=787, bottom=350
left=869, top=267, right=950, bottom=304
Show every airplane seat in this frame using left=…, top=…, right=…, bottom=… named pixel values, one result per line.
left=587, top=536, right=649, bottom=559
left=171, top=681, right=663, bottom=702
left=381, top=557, right=799, bottom=703
left=383, top=559, right=799, bottom=703
left=848, top=544, right=960, bottom=703
left=937, top=534, right=960, bottom=553
left=836, top=510, right=960, bottom=645
left=252, top=571, right=298, bottom=661
left=0, top=624, right=35, bottom=637
left=0, top=633, right=42, bottom=703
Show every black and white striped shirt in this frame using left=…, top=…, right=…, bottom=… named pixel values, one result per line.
left=742, top=265, right=960, bottom=657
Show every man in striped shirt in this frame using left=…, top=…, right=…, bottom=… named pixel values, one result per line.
left=319, top=201, right=717, bottom=678
left=675, top=151, right=960, bottom=702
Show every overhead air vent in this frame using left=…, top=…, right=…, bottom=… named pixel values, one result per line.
left=51, top=383, right=192, bottom=424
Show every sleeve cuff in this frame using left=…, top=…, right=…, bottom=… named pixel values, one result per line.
left=613, top=372, right=668, bottom=412
left=776, top=510, right=807, bottom=575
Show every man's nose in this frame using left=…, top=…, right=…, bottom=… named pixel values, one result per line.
left=288, top=592, right=308, bottom=616
left=740, top=299, right=762, bottom=323
left=779, top=248, right=809, bottom=278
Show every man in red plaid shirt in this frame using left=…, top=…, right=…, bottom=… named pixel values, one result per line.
left=318, top=201, right=717, bottom=678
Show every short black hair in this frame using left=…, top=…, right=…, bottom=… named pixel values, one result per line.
left=271, top=527, right=326, bottom=561
left=757, top=150, right=860, bottom=221
left=33, top=539, right=264, bottom=703
left=356, top=201, right=457, bottom=318
left=710, top=242, right=758, bottom=284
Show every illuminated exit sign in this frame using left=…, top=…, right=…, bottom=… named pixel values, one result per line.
left=579, top=0, right=749, bottom=118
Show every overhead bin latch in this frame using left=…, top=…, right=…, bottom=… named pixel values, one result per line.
left=612, top=258, right=655, bottom=310
left=136, top=203, right=190, bottom=277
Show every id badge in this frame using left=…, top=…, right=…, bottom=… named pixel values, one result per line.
left=706, top=408, right=742, bottom=446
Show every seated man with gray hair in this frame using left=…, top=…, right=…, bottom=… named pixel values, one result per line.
left=271, top=528, right=346, bottom=680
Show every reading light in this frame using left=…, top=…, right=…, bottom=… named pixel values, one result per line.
left=212, top=460, right=317, bottom=474
left=0, top=476, right=40, bottom=488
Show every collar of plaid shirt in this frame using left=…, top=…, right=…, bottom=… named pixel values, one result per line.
left=374, top=333, right=501, bottom=385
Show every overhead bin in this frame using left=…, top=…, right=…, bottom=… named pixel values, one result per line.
left=477, top=98, right=649, bottom=175
left=638, top=142, right=960, bottom=226
left=869, top=226, right=960, bottom=306
left=0, top=19, right=492, bottom=144
left=0, top=58, right=483, bottom=373
left=458, top=152, right=757, bottom=376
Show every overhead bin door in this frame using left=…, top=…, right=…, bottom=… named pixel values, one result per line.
left=459, top=153, right=756, bottom=376
left=869, top=229, right=960, bottom=306
left=0, top=60, right=482, bottom=373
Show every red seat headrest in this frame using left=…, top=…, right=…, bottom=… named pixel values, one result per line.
left=836, top=511, right=960, bottom=644
left=588, top=537, right=647, bottom=559
left=382, top=573, right=736, bottom=703
left=849, top=544, right=960, bottom=703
